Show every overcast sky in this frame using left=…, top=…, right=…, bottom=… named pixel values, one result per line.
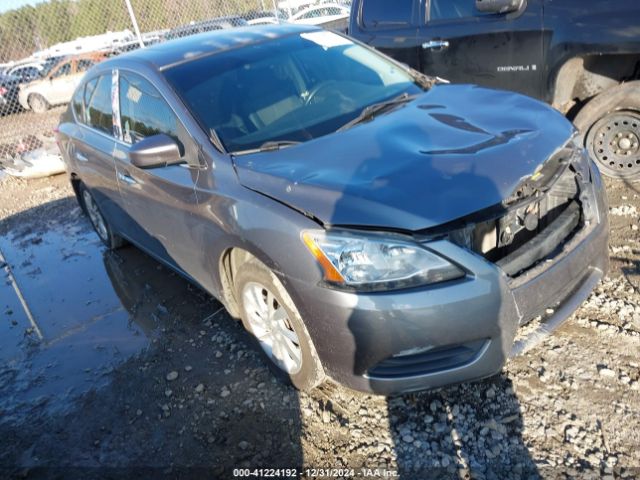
left=1, top=0, right=48, bottom=14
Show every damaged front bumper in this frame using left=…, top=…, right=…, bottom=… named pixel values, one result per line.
left=290, top=153, right=609, bottom=395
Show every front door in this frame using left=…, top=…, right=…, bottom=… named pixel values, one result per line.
left=419, top=0, right=545, bottom=99
left=47, top=60, right=79, bottom=105
left=112, top=70, right=202, bottom=277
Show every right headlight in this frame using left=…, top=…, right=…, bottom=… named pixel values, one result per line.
left=301, top=230, right=465, bottom=292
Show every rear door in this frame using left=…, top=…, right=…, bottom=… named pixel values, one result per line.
left=68, top=72, right=125, bottom=231
left=113, top=70, right=202, bottom=276
left=419, top=0, right=544, bottom=99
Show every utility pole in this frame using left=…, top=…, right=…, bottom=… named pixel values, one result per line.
left=124, top=0, right=145, bottom=48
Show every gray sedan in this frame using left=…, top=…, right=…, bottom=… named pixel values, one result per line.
left=55, top=25, right=608, bottom=394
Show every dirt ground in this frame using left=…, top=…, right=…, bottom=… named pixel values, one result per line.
left=0, top=172, right=638, bottom=480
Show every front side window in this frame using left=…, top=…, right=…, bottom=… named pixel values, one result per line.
left=51, top=62, right=71, bottom=79
left=14, top=67, right=39, bottom=80
left=361, top=0, right=414, bottom=28
left=25, top=67, right=40, bottom=79
left=164, top=31, right=422, bottom=153
left=430, top=0, right=476, bottom=21
left=84, top=74, right=113, bottom=135
left=118, top=72, right=182, bottom=152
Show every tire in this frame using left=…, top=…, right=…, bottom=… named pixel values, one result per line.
left=78, top=183, right=125, bottom=250
left=235, top=257, right=325, bottom=391
left=28, top=93, right=49, bottom=114
left=574, top=81, right=640, bottom=181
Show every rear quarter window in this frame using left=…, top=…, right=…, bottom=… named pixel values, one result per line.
left=361, top=0, right=415, bottom=28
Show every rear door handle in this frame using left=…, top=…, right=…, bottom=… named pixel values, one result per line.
left=76, top=151, right=88, bottom=162
left=422, top=40, right=450, bottom=50
left=117, top=171, right=138, bottom=186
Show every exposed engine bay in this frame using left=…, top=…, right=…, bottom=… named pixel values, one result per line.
left=444, top=143, right=597, bottom=277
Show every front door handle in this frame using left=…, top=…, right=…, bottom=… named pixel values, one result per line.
left=76, top=151, right=88, bottom=162
left=422, top=39, right=450, bottom=51
left=117, top=171, right=138, bottom=186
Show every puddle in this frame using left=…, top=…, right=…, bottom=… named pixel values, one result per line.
left=0, top=204, right=218, bottom=418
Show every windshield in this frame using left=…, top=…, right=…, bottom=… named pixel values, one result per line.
left=163, top=31, right=423, bottom=153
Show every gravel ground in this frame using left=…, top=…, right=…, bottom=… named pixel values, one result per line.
left=0, top=173, right=638, bottom=479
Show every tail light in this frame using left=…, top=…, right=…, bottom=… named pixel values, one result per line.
left=0, top=86, right=7, bottom=96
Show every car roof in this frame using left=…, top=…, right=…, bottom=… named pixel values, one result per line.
left=100, top=24, right=318, bottom=72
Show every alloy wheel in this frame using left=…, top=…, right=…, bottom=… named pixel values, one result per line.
left=242, top=281, right=302, bottom=374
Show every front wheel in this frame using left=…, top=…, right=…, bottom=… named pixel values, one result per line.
left=575, top=81, right=640, bottom=181
left=235, top=258, right=325, bottom=391
left=28, top=93, right=49, bottom=114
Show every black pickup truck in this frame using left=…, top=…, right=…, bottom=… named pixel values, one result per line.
left=348, top=0, right=640, bottom=180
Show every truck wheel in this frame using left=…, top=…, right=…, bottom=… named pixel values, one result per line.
left=28, top=94, right=49, bottom=114
left=79, top=183, right=125, bottom=250
left=235, top=257, right=325, bottom=392
left=574, top=81, right=640, bottom=181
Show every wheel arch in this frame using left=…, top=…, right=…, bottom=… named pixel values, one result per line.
left=69, top=173, right=86, bottom=211
left=551, top=53, right=640, bottom=115
left=218, top=246, right=275, bottom=320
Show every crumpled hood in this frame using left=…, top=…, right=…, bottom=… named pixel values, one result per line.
left=233, top=84, right=574, bottom=231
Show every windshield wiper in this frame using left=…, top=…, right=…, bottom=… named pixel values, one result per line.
left=259, top=140, right=301, bottom=151
left=408, top=69, right=449, bottom=89
left=337, top=93, right=417, bottom=132
left=231, top=140, right=301, bottom=156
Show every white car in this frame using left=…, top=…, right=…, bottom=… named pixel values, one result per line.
left=18, top=53, right=105, bottom=113
left=7, top=62, right=44, bottom=84
left=289, top=4, right=350, bottom=25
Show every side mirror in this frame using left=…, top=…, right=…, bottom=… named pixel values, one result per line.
left=475, top=0, right=524, bottom=14
left=129, top=133, right=182, bottom=169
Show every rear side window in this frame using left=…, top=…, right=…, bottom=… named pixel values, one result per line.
left=118, top=72, right=183, bottom=153
left=430, top=0, right=476, bottom=21
left=362, top=0, right=414, bottom=28
left=84, top=74, right=113, bottom=135
left=77, top=59, right=95, bottom=73
left=72, top=86, right=84, bottom=120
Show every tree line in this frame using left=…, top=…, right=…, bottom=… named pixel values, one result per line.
left=0, top=0, right=267, bottom=62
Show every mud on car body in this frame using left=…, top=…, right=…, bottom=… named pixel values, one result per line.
left=55, top=25, right=608, bottom=394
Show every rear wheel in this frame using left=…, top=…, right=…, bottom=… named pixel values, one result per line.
left=79, top=183, right=125, bottom=250
left=27, top=93, right=49, bottom=114
left=235, top=258, right=325, bottom=391
left=575, top=81, right=640, bottom=181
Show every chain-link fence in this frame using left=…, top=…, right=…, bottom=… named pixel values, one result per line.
left=0, top=0, right=351, bottom=173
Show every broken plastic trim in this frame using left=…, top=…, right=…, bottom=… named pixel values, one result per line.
left=419, top=141, right=590, bottom=279
left=496, top=201, right=581, bottom=276
left=416, top=140, right=584, bottom=241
